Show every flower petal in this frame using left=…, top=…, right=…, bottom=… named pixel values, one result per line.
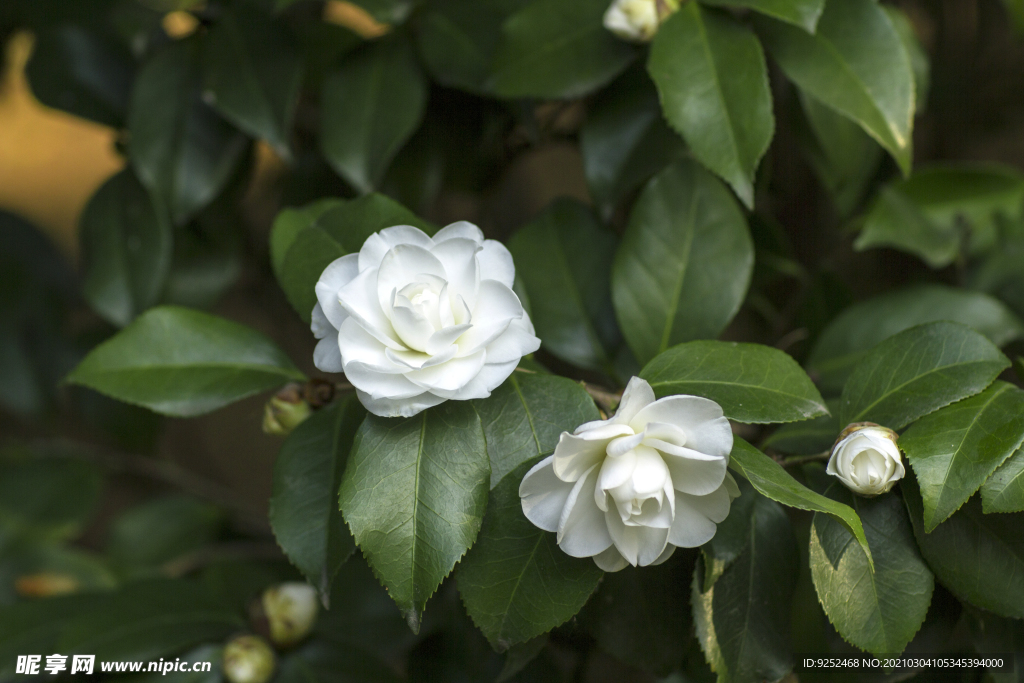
left=344, top=362, right=425, bottom=399
left=681, top=484, right=732, bottom=524
left=430, top=237, right=480, bottom=308
left=662, top=448, right=728, bottom=496
left=337, top=269, right=404, bottom=350
left=553, top=432, right=608, bottom=483
left=311, top=303, right=332, bottom=340
left=480, top=317, right=541, bottom=364
left=376, top=245, right=447, bottom=316
left=433, top=221, right=483, bottom=244
left=630, top=445, right=671, bottom=496
left=557, top=465, right=613, bottom=557
left=478, top=240, right=516, bottom=288
left=358, top=225, right=434, bottom=271
left=596, top=447, right=637, bottom=492
left=472, top=280, right=524, bottom=325
left=592, top=545, right=629, bottom=572
left=520, top=455, right=574, bottom=532
left=631, top=395, right=732, bottom=457
left=337, top=318, right=400, bottom=372
left=650, top=544, right=676, bottom=566
left=605, top=510, right=670, bottom=566
left=404, top=350, right=486, bottom=393
left=314, top=254, right=359, bottom=328
left=385, top=345, right=458, bottom=370
left=433, top=359, right=518, bottom=400
left=355, top=388, right=445, bottom=418
left=426, top=323, right=472, bottom=356
left=667, top=495, right=719, bottom=548
left=612, top=377, right=656, bottom=425
left=390, top=300, right=436, bottom=352
left=313, top=332, right=343, bottom=373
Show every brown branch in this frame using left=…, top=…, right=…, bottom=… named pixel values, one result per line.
left=581, top=382, right=621, bottom=416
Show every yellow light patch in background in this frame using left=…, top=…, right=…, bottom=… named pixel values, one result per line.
left=0, top=32, right=124, bottom=259
left=323, top=0, right=390, bottom=38
left=162, top=10, right=200, bottom=39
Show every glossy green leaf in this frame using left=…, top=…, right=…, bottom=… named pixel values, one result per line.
left=757, top=0, right=915, bottom=174
left=66, top=306, right=305, bottom=416
left=473, top=371, right=599, bottom=488
left=458, top=459, right=603, bottom=651
left=320, top=37, right=428, bottom=193
left=579, top=65, right=687, bottom=219
left=25, top=25, right=135, bottom=128
left=640, top=340, right=828, bottom=424
left=612, top=160, right=754, bottom=365
left=981, top=446, right=1024, bottom=514
left=0, top=593, right=102, bottom=679
left=885, top=6, right=930, bottom=113
left=700, top=0, right=825, bottom=32
left=339, top=402, right=490, bottom=632
left=161, top=218, right=243, bottom=310
left=649, top=4, right=773, bottom=208
left=584, top=553, right=692, bottom=676
left=202, top=8, right=302, bottom=157
left=487, top=0, right=636, bottom=99
left=810, top=489, right=933, bottom=658
left=273, top=194, right=433, bottom=323
left=797, top=92, right=883, bottom=217
left=730, top=438, right=871, bottom=566
left=692, top=489, right=796, bottom=683
left=507, top=199, right=621, bottom=375
left=270, top=397, right=365, bottom=600
left=346, top=0, right=416, bottom=24
left=761, top=407, right=839, bottom=455
left=277, top=640, right=402, bottom=683
left=839, top=321, right=1010, bottom=429
left=904, top=480, right=1024, bottom=619
left=128, top=38, right=249, bottom=225
left=116, top=645, right=222, bottom=683
left=106, top=495, right=222, bottom=572
left=0, top=456, right=103, bottom=541
left=855, top=164, right=1024, bottom=267
left=807, top=284, right=1024, bottom=394
left=901, top=381, right=1024, bottom=531
left=1004, top=0, right=1024, bottom=33
left=79, top=170, right=172, bottom=327
left=700, top=476, right=756, bottom=593
left=0, top=542, right=117, bottom=602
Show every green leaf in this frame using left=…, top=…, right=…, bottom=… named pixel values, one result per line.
left=320, top=37, right=428, bottom=193
left=128, top=38, right=249, bottom=225
left=66, top=306, right=305, bottom=417
left=201, top=7, right=303, bottom=157
left=807, top=284, right=1024, bottom=394
left=809, top=489, right=934, bottom=658
left=612, top=160, right=754, bottom=365
left=583, top=553, right=692, bottom=676
left=729, top=438, right=872, bottom=565
left=579, top=65, right=687, bottom=219
left=692, top=489, right=796, bottom=683
left=25, top=25, right=135, bottom=128
left=904, top=480, right=1024, bottom=619
left=345, top=0, right=416, bottom=24
left=79, top=170, right=173, bottom=327
left=756, top=0, right=915, bottom=174
left=507, top=199, right=621, bottom=375
left=339, top=402, right=490, bottom=632
left=700, top=476, right=756, bottom=592
left=116, top=645, right=222, bottom=683
left=761, top=407, right=839, bottom=455
left=277, top=640, right=402, bottom=683
left=648, top=4, right=774, bottom=208
left=900, top=381, right=1024, bottom=531
left=981, top=446, right=1024, bottom=514
left=1004, top=0, right=1024, bottom=33
left=106, top=495, right=222, bottom=572
left=0, top=593, right=100, bottom=678
left=487, top=0, right=636, bottom=99
left=457, top=459, right=602, bottom=651
left=0, top=456, right=103, bottom=542
left=57, top=579, right=246, bottom=660
left=854, top=164, right=1024, bottom=268
left=270, top=397, right=365, bottom=600
left=700, top=0, right=825, bottom=32
left=885, top=7, right=930, bottom=113
left=473, top=372, right=599, bottom=488
left=640, top=340, right=828, bottom=424
left=838, top=321, right=1010, bottom=429
left=797, top=92, right=883, bottom=217
left=273, top=194, right=434, bottom=323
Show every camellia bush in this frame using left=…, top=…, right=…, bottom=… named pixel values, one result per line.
left=1, top=0, right=1024, bottom=681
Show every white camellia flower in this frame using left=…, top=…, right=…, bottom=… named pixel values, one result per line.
left=826, top=423, right=905, bottom=496
left=312, top=222, right=540, bottom=418
left=603, top=0, right=680, bottom=42
left=519, top=377, right=740, bottom=572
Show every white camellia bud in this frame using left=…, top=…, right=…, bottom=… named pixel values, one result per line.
left=826, top=423, right=905, bottom=496
left=311, top=223, right=540, bottom=418
left=603, top=0, right=681, bottom=42
left=222, top=635, right=275, bottom=683
left=519, top=377, right=740, bottom=572
left=262, top=582, right=319, bottom=647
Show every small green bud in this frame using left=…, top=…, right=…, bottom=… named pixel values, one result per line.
left=222, top=635, right=275, bottom=683
left=262, top=384, right=312, bottom=436
left=262, top=582, right=319, bottom=647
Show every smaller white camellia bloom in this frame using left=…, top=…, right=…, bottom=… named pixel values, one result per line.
left=603, top=0, right=680, bottom=42
left=826, top=423, right=905, bottom=496
left=520, top=377, right=740, bottom=572
left=222, top=635, right=275, bottom=683
left=312, top=222, right=540, bottom=418
left=262, top=582, right=319, bottom=647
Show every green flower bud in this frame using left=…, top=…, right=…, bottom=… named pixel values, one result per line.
left=222, top=636, right=275, bottom=683
left=262, top=384, right=312, bottom=436
left=262, top=582, right=319, bottom=647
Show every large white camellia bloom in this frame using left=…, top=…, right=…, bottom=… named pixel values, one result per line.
left=827, top=423, right=904, bottom=496
left=520, top=377, right=740, bottom=572
left=311, top=222, right=540, bottom=418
